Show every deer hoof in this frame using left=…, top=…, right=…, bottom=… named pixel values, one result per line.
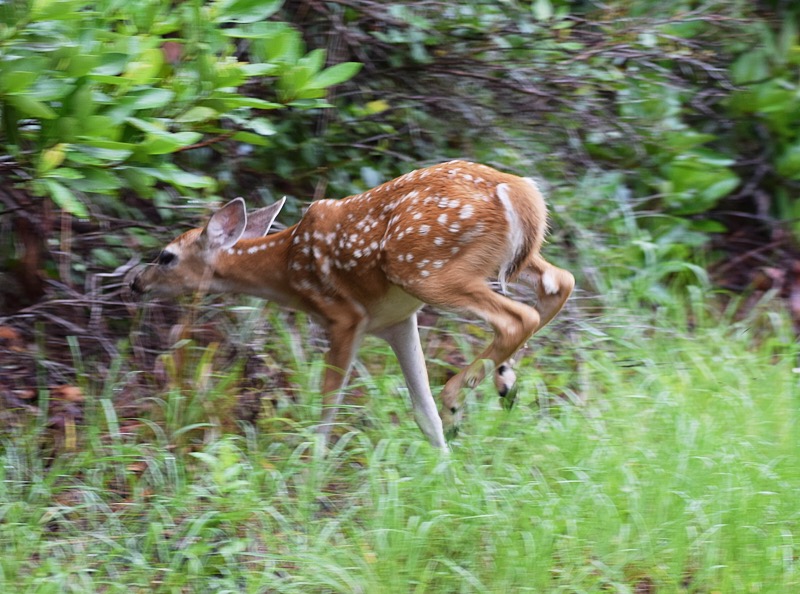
left=444, top=423, right=460, bottom=441
left=495, top=362, right=517, bottom=397
left=441, top=405, right=463, bottom=441
left=499, top=382, right=518, bottom=411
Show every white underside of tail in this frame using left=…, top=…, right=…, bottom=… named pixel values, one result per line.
left=496, top=183, right=525, bottom=293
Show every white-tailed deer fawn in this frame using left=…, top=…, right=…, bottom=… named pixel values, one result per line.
left=130, top=161, right=574, bottom=450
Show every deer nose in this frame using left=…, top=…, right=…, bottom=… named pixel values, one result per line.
left=126, top=266, right=146, bottom=295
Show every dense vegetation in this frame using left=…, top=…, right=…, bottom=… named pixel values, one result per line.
left=1, top=0, right=799, bottom=591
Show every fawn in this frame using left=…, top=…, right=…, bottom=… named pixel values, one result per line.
left=130, top=161, right=574, bottom=450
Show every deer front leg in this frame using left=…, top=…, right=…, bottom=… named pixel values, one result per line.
left=316, top=311, right=367, bottom=442
left=376, top=316, right=448, bottom=451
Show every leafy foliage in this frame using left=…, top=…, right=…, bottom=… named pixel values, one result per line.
left=281, top=0, right=798, bottom=300
left=0, top=0, right=360, bottom=218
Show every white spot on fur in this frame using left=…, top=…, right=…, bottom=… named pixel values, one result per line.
left=419, top=224, right=431, bottom=235
left=459, top=204, right=474, bottom=219
left=437, top=213, right=448, bottom=225
left=434, top=237, right=444, bottom=246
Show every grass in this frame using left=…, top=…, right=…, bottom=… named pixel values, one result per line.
left=1, top=296, right=798, bottom=593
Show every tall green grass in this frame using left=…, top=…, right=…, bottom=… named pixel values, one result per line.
left=1, top=298, right=798, bottom=593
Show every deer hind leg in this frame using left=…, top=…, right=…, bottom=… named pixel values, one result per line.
left=411, top=279, right=542, bottom=438
left=492, top=256, right=575, bottom=409
left=520, top=255, right=575, bottom=330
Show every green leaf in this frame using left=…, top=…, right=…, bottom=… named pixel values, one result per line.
left=71, top=168, right=123, bottom=192
left=66, top=53, right=99, bottom=77
left=31, top=0, right=94, bottom=21
left=176, top=107, right=219, bottom=123
left=664, top=151, right=741, bottom=214
left=7, top=94, right=57, bottom=119
left=247, top=117, right=276, bottom=136
left=223, top=21, right=289, bottom=40
left=777, top=143, right=800, bottom=179
left=730, top=50, right=770, bottom=85
left=38, top=144, right=68, bottom=175
left=43, top=167, right=84, bottom=180
left=92, top=53, right=129, bottom=76
left=140, top=165, right=216, bottom=189
left=119, top=167, right=156, bottom=195
left=212, top=95, right=283, bottom=110
left=309, top=62, right=362, bottom=89
left=214, top=0, right=283, bottom=24
left=126, top=117, right=168, bottom=135
left=43, top=179, right=89, bottom=218
left=140, top=132, right=202, bottom=155
left=689, top=220, right=727, bottom=234
left=260, top=27, right=302, bottom=62
left=214, top=61, right=246, bottom=88
left=300, top=49, right=326, bottom=74
left=231, top=131, right=271, bottom=146
left=240, top=63, right=280, bottom=76
left=532, top=0, right=553, bottom=21
left=72, top=143, right=133, bottom=162
left=129, top=88, right=175, bottom=110
left=0, top=69, right=39, bottom=94
left=123, top=48, right=164, bottom=84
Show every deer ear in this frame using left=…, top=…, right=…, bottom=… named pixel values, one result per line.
left=203, top=198, right=248, bottom=250
left=240, top=196, right=286, bottom=240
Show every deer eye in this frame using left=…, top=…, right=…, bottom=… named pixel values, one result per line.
left=156, top=250, right=176, bottom=266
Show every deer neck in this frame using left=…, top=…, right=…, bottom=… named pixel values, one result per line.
left=211, top=226, right=302, bottom=308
